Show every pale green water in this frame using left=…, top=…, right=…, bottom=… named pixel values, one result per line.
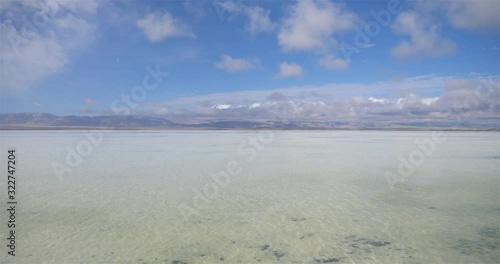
left=1, top=131, right=499, bottom=263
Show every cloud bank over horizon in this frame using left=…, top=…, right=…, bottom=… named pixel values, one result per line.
left=136, top=74, right=499, bottom=124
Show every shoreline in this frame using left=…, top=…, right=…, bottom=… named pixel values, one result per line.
left=1, top=126, right=499, bottom=132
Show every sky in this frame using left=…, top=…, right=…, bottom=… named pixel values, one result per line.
left=0, top=0, right=499, bottom=124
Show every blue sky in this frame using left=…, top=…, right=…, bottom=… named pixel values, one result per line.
left=0, top=0, right=499, bottom=123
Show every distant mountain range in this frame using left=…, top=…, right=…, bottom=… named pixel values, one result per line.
left=0, top=113, right=498, bottom=130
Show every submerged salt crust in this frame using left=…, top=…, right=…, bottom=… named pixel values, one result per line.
left=0, top=131, right=499, bottom=263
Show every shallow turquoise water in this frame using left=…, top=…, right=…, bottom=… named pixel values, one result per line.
left=1, top=131, right=499, bottom=263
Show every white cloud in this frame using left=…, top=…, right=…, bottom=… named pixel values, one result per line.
left=183, top=0, right=205, bottom=18
left=214, top=54, right=259, bottom=72
left=83, top=98, right=98, bottom=105
left=368, top=97, right=390, bottom=104
left=411, top=0, right=500, bottom=31
left=0, top=0, right=99, bottom=94
left=246, top=6, right=275, bottom=33
left=447, top=0, right=500, bottom=31
left=420, top=97, right=439, bottom=106
left=0, top=21, right=68, bottom=93
left=212, top=104, right=231, bottom=110
left=278, top=0, right=357, bottom=51
left=275, top=62, right=303, bottom=79
left=250, top=103, right=261, bottom=109
left=155, top=74, right=498, bottom=124
left=390, top=0, right=498, bottom=61
left=168, top=76, right=500, bottom=121
left=102, top=75, right=500, bottom=124
left=158, top=75, right=457, bottom=107
left=136, top=11, right=195, bottom=42
left=0, top=0, right=100, bottom=15
left=155, top=107, right=169, bottom=115
left=81, top=97, right=98, bottom=113
left=390, top=11, right=456, bottom=60
left=53, top=13, right=96, bottom=49
left=394, top=94, right=439, bottom=109
left=318, top=55, right=348, bottom=70
left=214, top=1, right=275, bottom=34
left=52, top=0, right=99, bottom=14
left=215, top=1, right=243, bottom=18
